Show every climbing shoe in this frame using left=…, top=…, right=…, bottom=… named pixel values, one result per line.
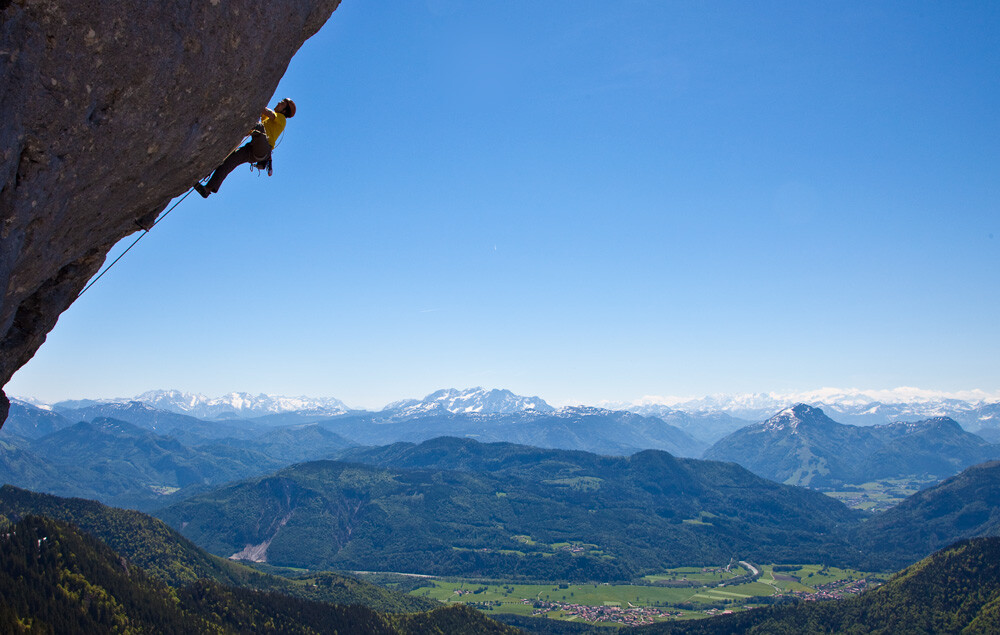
left=193, top=182, right=209, bottom=198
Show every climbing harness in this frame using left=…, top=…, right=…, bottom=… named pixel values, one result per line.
left=250, top=128, right=284, bottom=177
left=77, top=186, right=195, bottom=297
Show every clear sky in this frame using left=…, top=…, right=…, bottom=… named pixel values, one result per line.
left=8, top=1, right=999, bottom=409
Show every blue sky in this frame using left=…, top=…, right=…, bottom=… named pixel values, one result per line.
left=8, top=1, right=999, bottom=409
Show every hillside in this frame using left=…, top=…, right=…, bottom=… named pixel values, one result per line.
left=615, top=404, right=752, bottom=444
left=637, top=537, right=1000, bottom=634
left=1, top=400, right=75, bottom=439
left=0, top=515, right=517, bottom=634
left=4, top=418, right=287, bottom=509
left=851, top=461, right=1000, bottom=571
left=0, top=484, right=433, bottom=613
left=703, top=404, right=999, bottom=487
left=157, top=438, right=860, bottom=580
left=0, top=409, right=358, bottom=510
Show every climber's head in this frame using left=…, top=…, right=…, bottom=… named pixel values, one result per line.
left=277, top=98, right=296, bottom=118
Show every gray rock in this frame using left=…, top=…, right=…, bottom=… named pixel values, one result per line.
left=0, top=0, right=341, bottom=423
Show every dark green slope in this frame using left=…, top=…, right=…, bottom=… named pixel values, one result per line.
left=637, top=537, right=1000, bottom=635
left=203, top=422, right=356, bottom=463
left=158, top=438, right=860, bottom=580
left=344, top=440, right=1000, bottom=571
left=3, top=411, right=356, bottom=511
left=338, top=436, right=861, bottom=544
left=334, top=436, right=609, bottom=475
left=0, top=435, right=69, bottom=492
left=7, top=417, right=287, bottom=510
left=859, top=417, right=997, bottom=481
left=32, top=417, right=285, bottom=489
left=0, top=484, right=433, bottom=613
left=0, top=515, right=520, bottom=634
left=0, top=515, right=206, bottom=634
left=851, top=460, right=1000, bottom=570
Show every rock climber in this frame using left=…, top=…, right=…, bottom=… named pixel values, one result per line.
left=194, top=97, right=296, bottom=198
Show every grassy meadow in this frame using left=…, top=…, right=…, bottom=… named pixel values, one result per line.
left=398, top=562, right=879, bottom=625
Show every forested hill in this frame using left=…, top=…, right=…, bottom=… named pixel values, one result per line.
left=635, top=537, right=1000, bottom=634
left=0, top=484, right=432, bottom=613
left=850, top=460, right=1000, bottom=570
left=157, top=440, right=861, bottom=580
left=0, top=515, right=520, bottom=634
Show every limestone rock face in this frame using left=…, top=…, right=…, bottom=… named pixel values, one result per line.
left=0, top=0, right=340, bottom=423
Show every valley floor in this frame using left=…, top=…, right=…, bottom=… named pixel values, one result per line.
left=379, top=562, right=883, bottom=627
left=819, top=475, right=939, bottom=512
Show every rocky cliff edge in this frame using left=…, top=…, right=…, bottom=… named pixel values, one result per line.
left=0, top=0, right=341, bottom=423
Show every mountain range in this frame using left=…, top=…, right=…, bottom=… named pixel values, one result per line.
left=385, top=387, right=555, bottom=416
left=14, top=386, right=1000, bottom=443
left=318, top=405, right=708, bottom=457
left=48, top=390, right=352, bottom=421
left=6, top=393, right=1000, bottom=514
left=6, top=396, right=1000, bottom=630
left=613, top=388, right=1000, bottom=430
left=5, top=393, right=709, bottom=460
left=703, top=404, right=1000, bottom=487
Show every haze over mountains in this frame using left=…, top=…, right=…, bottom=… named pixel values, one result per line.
left=48, top=390, right=353, bottom=421
left=610, top=388, right=1000, bottom=436
left=5, top=387, right=1000, bottom=512
left=13, top=385, right=1000, bottom=441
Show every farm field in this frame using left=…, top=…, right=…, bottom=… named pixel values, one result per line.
left=400, top=562, right=881, bottom=625
left=758, top=564, right=880, bottom=594
left=642, top=563, right=751, bottom=584
left=821, top=476, right=938, bottom=511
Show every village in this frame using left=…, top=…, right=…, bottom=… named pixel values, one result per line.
left=786, top=576, right=883, bottom=601
left=524, top=599, right=683, bottom=626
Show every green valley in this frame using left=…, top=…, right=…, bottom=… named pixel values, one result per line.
left=820, top=475, right=939, bottom=511
left=395, top=562, right=880, bottom=627
left=634, top=537, right=1000, bottom=634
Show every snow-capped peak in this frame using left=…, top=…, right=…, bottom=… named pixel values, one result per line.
left=615, top=388, right=1000, bottom=427
left=761, top=404, right=827, bottom=432
left=129, top=390, right=351, bottom=419
left=383, top=387, right=555, bottom=417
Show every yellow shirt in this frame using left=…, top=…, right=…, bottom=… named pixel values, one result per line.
left=261, top=111, right=287, bottom=149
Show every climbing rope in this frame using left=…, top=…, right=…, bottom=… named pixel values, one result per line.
left=77, top=187, right=195, bottom=297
